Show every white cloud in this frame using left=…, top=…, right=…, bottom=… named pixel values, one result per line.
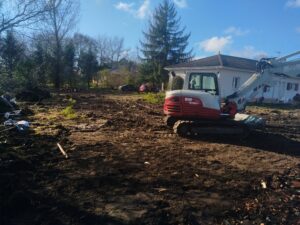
left=230, top=46, right=267, bottom=59
left=114, top=0, right=150, bottom=19
left=199, top=36, right=232, bottom=53
left=224, top=26, right=250, bottom=36
left=115, top=2, right=135, bottom=12
left=173, top=0, right=187, bottom=8
left=286, top=0, right=300, bottom=7
left=136, top=0, right=150, bottom=19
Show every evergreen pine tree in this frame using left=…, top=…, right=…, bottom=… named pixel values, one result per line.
left=78, top=48, right=98, bottom=89
left=0, top=30, right=24, bottom=78
left=32, top=37, right=48, bottom=86
left=63, top=40, right=76, bottom=87
left=140, top=0, right=193, bottom=84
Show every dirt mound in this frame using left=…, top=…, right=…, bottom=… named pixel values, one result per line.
left=16, top=87, right=51, bottom=102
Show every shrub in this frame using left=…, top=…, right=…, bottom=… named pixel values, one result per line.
left=61, top=98, right=77, bottom=119
left=143, top=92, right=165, bottom=104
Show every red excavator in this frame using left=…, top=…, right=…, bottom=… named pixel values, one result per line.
left=163, top=51, right=300, bottom=136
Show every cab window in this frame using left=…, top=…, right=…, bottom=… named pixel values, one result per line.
left=189, top=73, right=218, bottom=95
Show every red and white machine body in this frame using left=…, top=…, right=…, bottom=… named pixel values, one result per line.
left=164, top=72, right=237, bottom=122
left=164, top=89, right=223, bottom=120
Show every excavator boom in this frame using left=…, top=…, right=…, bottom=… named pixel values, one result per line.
left=227, top=51, right=300, bottom=111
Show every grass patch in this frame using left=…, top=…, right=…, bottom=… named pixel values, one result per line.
left=142, top=92, right=165, bottom=104
left=61, top=98, right=77, bottom=119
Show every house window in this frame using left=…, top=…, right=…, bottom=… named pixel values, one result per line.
left=263, top=85, right=270, bottom=93
left=232, top=77, right=240, bottom=89
left=287, top=83, right=299, bottom=91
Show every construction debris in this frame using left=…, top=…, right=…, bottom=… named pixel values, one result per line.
left=57, top=143, right=69, bottom=159
left=0, top=95, right=17, bottom=113
left=4, top=110, right=22, bottom=119
left=261, top=181, right=267, bottom=189
left=3, top=119, right=30, bottom=132
left=16, top=121, right=30, bottom=131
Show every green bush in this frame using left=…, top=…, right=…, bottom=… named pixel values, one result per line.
left=61, top=98, right=77, bottom=119
left=143, top=92, right=165, bottom=104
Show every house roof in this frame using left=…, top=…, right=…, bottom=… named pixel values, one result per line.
left=166, top=54, right=258, bottom=71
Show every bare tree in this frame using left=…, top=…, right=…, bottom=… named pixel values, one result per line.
left=108, top=36, right=124, bottom=64
left=73, top=33, right=97, bottom=58
left=96, top=36, right=109, bottom=67
left=0, top=0, right=50, bottom=34
left=96, top=36, right=125, bottom=68
left=42, top=0, right=80, bottom=89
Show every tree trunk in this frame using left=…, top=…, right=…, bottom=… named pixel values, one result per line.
left=54, top=44, right=61, bottom=89
left=54, top=60, right=61, bottom=89
left=53, top=4, right=62, bottom=90
left=8, top=58, right=13, bottom=78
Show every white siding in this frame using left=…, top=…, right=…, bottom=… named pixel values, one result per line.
left=170, top=68, right=300, bottom=103
left=260, top=77, right=300, bottom=103
left=218, top=69, right=254, bottom=98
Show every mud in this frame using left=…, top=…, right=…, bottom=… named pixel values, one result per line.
left=0, top=92, right=299, bottom=225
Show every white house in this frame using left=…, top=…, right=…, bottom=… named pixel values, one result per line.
left=165, top=54, right=300, bottom=103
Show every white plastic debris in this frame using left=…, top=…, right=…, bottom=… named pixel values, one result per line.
left=4, top=110, right=21, bottom=119
left=4, top=112, right=10, bottom=119
left=4, top=119, right=15, bottom=126
left=3, top=119, right=30, bottom=131
left=261, top=181, right=267, bottom=189
left=16, top=120, right=30, bottom=131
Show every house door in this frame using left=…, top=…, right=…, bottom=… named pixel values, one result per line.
left=278, top=81, right=286, bottom=101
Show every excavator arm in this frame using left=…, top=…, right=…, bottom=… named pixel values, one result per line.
left=226, top=51, right=300, bottom=111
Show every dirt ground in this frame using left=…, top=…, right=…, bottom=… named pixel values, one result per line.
left=0, top=92, right=299, bottom=225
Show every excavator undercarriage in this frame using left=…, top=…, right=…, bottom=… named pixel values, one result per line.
left=166, top=114, right=265, bottom=137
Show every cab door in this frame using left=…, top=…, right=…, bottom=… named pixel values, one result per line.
left=187, top=72, right=221, bottom=111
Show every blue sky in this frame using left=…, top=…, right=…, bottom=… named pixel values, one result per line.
left=78, top=0, right=300, bottom=59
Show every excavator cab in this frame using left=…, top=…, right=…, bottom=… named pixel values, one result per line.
left=164, top=72, right=227, bottom=125
left=188, top=73, right=219, bottom=96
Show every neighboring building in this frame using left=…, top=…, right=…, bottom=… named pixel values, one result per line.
left=165, top=54, right=300, bottom=103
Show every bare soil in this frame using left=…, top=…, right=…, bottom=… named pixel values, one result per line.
left=0, top=92, right=299, bottom=225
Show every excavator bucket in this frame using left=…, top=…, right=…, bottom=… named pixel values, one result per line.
left=234, top=113, right=265, bottom=129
